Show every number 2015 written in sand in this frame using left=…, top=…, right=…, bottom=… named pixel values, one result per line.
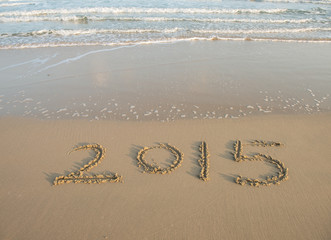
left=53, top=140, right=289, bottom=187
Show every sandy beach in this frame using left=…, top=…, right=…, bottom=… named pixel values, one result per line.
left=0, top=113, right=331, bottom=240
left=1, top=40, right=331, bottom=240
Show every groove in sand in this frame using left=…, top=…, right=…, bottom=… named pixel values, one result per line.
left=136, top=143, right=184, bottom=174
left=53, top=144, right=122, bottom=185
left=198, top=141, right=210, bottom=181
left=233, top=140, right=288, bottom=187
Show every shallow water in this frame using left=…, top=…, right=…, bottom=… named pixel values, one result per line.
left=0, top=0, right=330, bottom=49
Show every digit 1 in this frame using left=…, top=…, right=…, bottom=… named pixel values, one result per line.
left=198, top=141, right=210, bottom=181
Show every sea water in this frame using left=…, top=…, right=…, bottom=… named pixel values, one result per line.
left=0, top=0, right=330, bottom=49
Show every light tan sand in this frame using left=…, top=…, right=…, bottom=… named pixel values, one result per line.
left=1, top=114, right=330, bottom=240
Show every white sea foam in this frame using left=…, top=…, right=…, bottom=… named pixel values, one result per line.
left=1, top=28, right=182, bottom=37
left=0, top=57, right=49, bottom=71
left=0, top=36, right=330, bottom=50
left=0, top=0, right=30, bottom=1
left=260, top=0, right=331, bottom=4
left=192, top=27, right=331, bottom=34
left=0, top=2, right=34, bottom=7
left=3, top=27, right=329, bottom=39
left=0, top=15, right=320, bottom=24
left=56, top=108, right=67, bottom=113
left=0, top=7, right=292, bottom=17
left=37, top=44, right=138, bottom=72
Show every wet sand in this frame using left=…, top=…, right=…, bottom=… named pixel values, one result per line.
left=0, top=41, right=330, bottom=120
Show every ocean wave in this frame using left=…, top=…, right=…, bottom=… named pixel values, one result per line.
left=259, top=0, right=331, bottom=4
left=2, top=27, right=329, bottom=38
left=0, top=36, right=330, bottom=50
left=0, top=15, right=324, bottom=24
left=191, top=27, right=331, bottom=34
left=0, top=28, right=182, bottom=37
left=0, top=7, right=300, bottom=17
left=0, top=2, right=35, bottom=7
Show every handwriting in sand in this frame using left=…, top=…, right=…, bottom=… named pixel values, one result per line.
left=53, top=140, right=288, bottom=187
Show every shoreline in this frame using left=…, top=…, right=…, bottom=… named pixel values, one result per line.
left=1, top=36, right=331, bottom=50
